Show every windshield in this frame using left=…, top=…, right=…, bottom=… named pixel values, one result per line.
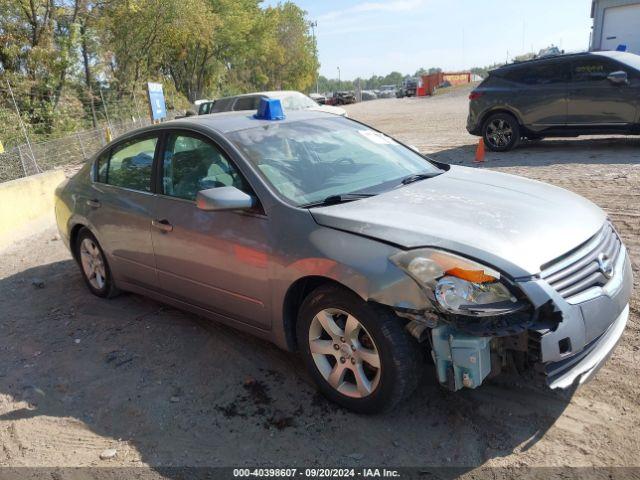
left=227, top=117, right=442, bottom=206
left=273, top=92, right=319, bottom=110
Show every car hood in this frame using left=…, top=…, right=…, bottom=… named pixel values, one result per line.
left=309, top=105, right=347, bottom=116
left=310, top=165, right=606, bottom=276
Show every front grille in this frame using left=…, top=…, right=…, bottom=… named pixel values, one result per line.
left=540, top=223, right=621, bottom=300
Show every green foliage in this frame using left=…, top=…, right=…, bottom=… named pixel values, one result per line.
left=0, top=0, right=319, bottom=145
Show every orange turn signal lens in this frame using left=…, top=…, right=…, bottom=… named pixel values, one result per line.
left=445, top=267, right=497, bottom=283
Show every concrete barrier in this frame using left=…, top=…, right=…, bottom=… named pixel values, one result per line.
left=0, top=170, right=66, bottom=251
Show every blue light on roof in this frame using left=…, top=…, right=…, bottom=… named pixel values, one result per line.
left=254, top=98, right=285, bottom=120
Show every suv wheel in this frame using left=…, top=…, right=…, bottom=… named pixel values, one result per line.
left=75, top=228, right=119, bottom=298
left=482, top=113, right=520, bottom=152
left=297, top=285, right=421, bottom=413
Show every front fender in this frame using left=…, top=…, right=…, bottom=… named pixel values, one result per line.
left=269, top=224, right=431, bottom=350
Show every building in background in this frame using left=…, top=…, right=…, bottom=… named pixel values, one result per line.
left=590, top=0, right=640, bottom=54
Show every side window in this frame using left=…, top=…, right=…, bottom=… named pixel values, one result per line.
left=97, top=136, right=157, bottom=192
left=233, top=96, right=261, bottom=111
left=499, top=66, right=527, bottom=83
left=572, top=58, right=618, bottom=82
left=501, top=62, right=569, bottom=85
left=162, top=132, right=248, bottom=201
left=211, top=97, right=234, bottom=113
left=198, top=102, right=212, bottom=115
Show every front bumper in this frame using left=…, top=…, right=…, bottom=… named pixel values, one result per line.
left=545, top=303, right=628, bottom=389
left=524, top=237, right=633, bottom=389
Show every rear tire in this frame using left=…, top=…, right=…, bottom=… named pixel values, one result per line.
left=482, top=113, right=520, bottom=152
left=297, top=285, right=421, bottom=414
left=75, top=228, right=119, bottom=298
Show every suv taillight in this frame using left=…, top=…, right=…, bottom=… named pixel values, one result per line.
left=469, top=91, right=483, bottom=100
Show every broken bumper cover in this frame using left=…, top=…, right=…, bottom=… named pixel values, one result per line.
left=545, top=303, right=628, bottom=389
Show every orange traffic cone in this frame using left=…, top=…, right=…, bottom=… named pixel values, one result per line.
left=474, top=138, right=485, bottom=163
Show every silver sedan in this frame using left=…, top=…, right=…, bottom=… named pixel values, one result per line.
left=55, top=106, right=633, bottom=413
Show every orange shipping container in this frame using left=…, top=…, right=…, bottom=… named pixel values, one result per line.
left=443, top=72, right=471, bottom=85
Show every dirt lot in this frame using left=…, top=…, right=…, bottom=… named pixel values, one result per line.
left=0, top=85, right=638, bottom=477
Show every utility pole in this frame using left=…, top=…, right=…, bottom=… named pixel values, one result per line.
left=99, top=88, right=112, bottom=130
left=309, top=20, right=319, bottom=94
left=337, top=66, right=341, bottom=91
left=461, top=28, right=465, bottom=69
left=99, top=87, right=113, bottom=142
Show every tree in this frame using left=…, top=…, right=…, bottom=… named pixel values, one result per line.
left=259, top=2, right=318, bottom=92
left=0, top=0, right=320, bottom=142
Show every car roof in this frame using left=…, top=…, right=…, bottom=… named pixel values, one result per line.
left=493, top=50, right=640, bottom=74
left=153, top=109, right=335, bottom=135
left=494, top=51, right=591, bottom=71
left=591, top=50, right=639, bottom=62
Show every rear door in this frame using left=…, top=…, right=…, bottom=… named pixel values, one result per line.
left=497, top=60, right=570, bottom=128
left=150, top=130, right=272, bottom=329
left=568, top=55, right=638, bottom=125
left=90, top=134, right=159, bottom=289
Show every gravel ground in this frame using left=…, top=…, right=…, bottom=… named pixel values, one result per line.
left=0, top=86, right=638, bottom=477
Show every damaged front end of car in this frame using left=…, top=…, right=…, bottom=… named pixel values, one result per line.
left=386, top=234, right=633, bottom=392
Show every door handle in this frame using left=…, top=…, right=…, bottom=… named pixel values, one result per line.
left=152, top=219, right=173, bottom=233
left=86, top=199, right=101, bottom=208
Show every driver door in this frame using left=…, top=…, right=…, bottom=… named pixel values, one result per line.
left=150, top=130, right=272, bottom=329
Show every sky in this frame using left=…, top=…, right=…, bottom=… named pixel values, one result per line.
left=264, top=0, right=594, bottom=80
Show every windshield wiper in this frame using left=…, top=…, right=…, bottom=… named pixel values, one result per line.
left=301, top=193, right=376, bottom=208
left=400, top=172, right=442, bottom=185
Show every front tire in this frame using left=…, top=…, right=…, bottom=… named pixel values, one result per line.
left=75, top=228, right=119, bottom=298
left=482, top=113, right=520, bottom=152
left=297, top=285, right=421, bottom=414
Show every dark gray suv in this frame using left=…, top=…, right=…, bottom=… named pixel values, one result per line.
left=467, top=51, right=640, bottom=151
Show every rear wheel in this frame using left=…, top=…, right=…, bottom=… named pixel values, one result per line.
left=75, top=228, right=119, bottom=298
left=482, top=113, right=520, bottom=152
left=297, top=285, right=421, bottom=413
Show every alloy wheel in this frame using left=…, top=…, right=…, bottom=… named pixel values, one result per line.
left=308, top=308, right=381, bottom=398
left=486, top=118, right=514, bottom=148
left=79, top=237, right=107, bottom=290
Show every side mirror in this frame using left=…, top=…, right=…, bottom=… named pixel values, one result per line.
left=607, top=71, right=629, bottom=85
left=196, top=186, right=254, bottom=212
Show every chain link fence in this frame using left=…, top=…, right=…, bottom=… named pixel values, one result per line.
left=0, top=80, right=184, bottom=184
left=0, top=116, right=175, bottom=183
